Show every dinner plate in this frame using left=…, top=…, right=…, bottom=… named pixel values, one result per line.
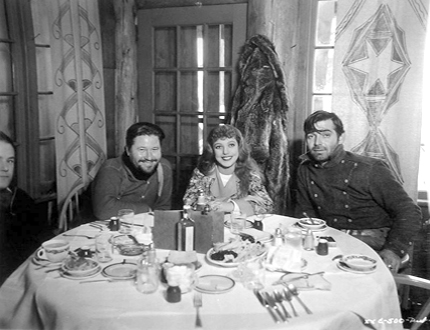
left=195, top=275, right=235, bottom=294
left=336, top=260, right=376, bottom=274
left=205, top=247, right=266, bottom=268
left=102, top=261, right=137, bottom=279
left=224, top=219, right=253, bottom=229
left=60, top=265, right=102, bottom=280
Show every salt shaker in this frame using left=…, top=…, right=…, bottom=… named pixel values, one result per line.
left=316, top=238, right=329, bottom=255
left=303, top=229, right=314, bottom=251
left=273, top=227, right=284, bottom=246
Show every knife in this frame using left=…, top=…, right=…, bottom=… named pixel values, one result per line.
left=262, top=291, right=287, bottom=322
left=253, top=290, right=279, bottom=323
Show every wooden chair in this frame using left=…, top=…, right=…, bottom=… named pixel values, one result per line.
left=58, top=184, right=86, bottom=232
left=394, top=274, right=430, bottom=330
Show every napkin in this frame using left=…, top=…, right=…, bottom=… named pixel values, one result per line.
left=265, top=245, right=303, bottom=273
left=240, top=228, right=273, bottom=243
left=273, top=273, right=331, bottom=291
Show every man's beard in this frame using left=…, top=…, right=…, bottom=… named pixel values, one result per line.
left=122, top=152, right=158, bottom=180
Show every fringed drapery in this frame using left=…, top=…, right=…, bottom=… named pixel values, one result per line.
left=229, top=35, right=290, bottom=215
left=332, top=0, right=429, bottom=199
left=50, top=0, right=106, bottom=208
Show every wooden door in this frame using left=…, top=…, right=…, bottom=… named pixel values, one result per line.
left=138, top=4, right=247, bottom=209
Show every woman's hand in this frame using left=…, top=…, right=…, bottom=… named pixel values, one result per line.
left=209, top=200, right=235, bottom=213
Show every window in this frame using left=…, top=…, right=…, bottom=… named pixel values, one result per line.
left=138, top=4, right=246, bottom=208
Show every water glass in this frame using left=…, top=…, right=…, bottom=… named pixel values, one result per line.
left=118, top=209, right=135, bottom=234
left=95, top=233, right=113, bottom=263
left=230, top=213, right=246, bottom=235
left=284, top=227, right=303, bottom=250
left=237, top=259, right=265, bottom=290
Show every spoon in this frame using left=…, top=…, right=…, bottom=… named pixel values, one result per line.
left=287, top=284, right=312, bottom=314
left=302, top=212, right=316, bottom=225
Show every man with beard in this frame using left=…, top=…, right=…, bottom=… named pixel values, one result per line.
left=92, top=122, right=172, bottom=220
left=296, top=111, right=421, bottom=273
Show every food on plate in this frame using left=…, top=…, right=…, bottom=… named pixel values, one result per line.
left=211, top=236, right=266, bottom=263
left=63, top=255, right=98, bottom=271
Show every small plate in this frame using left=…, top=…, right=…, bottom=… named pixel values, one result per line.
left=102, top=261, right=137, bottom=279
left=337, top=260, right=376, bottom=274
left=206, top=247, right=266, bottom=268
left=60, top=265, right=102, bottom=280
left=195, top=275, right=235, bottom=294
left=224, top=220, right=253, bottom=229
left=32, top=254, right=63, bottom=267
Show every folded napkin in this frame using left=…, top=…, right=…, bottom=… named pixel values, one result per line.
left=265, top=245, right=303, bottom=273
left=240, top=228, right=273, bottom=243
left=273, top=273, right=331, bottom=291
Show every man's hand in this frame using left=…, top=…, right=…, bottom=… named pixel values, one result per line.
left=379, top=249, right=401, bottom=273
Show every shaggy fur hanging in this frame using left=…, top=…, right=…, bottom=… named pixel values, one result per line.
left=228, top=34, right=290, bottom=215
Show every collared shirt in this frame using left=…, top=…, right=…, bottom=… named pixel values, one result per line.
left=296, top=145, right=422, bottom=257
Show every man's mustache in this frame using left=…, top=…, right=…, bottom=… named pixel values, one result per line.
left=138, top=159, right=157, bottom=164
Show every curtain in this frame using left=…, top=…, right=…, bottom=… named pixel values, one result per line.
left=332, top=0, right=429, bottom=200
left=50, top=0, right=106, bottom=207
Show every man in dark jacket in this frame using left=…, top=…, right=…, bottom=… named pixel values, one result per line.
left=0, top=131, right=42, bottom=285
left=92, top=122, right=173, bottom=220
left=296, top=111, right=422, bottom=273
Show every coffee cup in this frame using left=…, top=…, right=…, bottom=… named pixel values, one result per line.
left=37, top=239, right=70, bottom=263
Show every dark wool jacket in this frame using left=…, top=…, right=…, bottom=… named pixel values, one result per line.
left=296, top=145, right=422, bottom=258
left=228, top=34, right=290, bottom=215
left=91, top=156, right=173, bottom=220
left=0, top=186, right=40, bottom=284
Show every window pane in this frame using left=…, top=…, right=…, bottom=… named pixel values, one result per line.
left=155, top=115, right=176, bottom=155
left=0, top=43, right=12, bottom=92
left=36, top=47, right=53, bottom=92
left=39, top=139, right=56, bottom=196
left=180, top=115, right=201, bottom=154
left=206, top=116, right=225, bottom=136
left=179, top=26, right=199, bottom=68
left=0, top=0, right=8, bottom=39
left=316, top=1, right=337, bottom=46
left=0, top=96, right=14, bottom=137
left=154, top=27, right=176, bottom=68
left=312, top=95, right=332, bottom=112
left=313, top=48, right=334, bottom=93
left=38, top=95, right=55, bottom=138
left=155, top=72, right=176, bottom=111
left=31, top=0, right=51, bottom=45
left=180, top=71, right=199, bottom=112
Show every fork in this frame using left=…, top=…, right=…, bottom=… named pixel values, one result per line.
left=193, top=291, right=202, bottom=328
left=274, top=290, right=291, bottom=319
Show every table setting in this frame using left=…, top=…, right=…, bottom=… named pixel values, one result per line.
left=0, top=212, right=403, bottom=330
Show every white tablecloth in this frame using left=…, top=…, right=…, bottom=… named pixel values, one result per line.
left=0, top=214, right=403, bottom=330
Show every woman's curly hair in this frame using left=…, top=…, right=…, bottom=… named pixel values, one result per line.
left=197, top=125, right=261, bottom=197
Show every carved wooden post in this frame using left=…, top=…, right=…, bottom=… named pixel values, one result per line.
left=113, top=0, right=137, bottom=155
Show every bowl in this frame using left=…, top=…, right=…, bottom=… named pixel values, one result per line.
left=298, top=217, right=326, bottom=230
left=61, top=257, right=100, bottom=277
left=341, top=254, right=377, bottom=272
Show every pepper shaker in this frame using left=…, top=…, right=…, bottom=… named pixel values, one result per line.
left=316, top=238, right=329, bottom=255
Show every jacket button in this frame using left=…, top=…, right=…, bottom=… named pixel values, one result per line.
left=348, top=219, right=353, bottom=222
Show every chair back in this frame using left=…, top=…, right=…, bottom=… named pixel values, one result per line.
left=58, top=183, right=88, bottom=232
left=394, top=274, right=430, bottom=330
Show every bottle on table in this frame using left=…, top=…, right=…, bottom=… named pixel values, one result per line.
left=136, top=243, right=160, bottom=294
left=177, top=204, right=195, bottom=251
left=303, top=229, right=314, bottom=251
left=195, top=189, right=206, bottom=212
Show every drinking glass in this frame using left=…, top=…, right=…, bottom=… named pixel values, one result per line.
left=118, top=209, right=135, bottom=234
left=230, top=212, right=246, bottom=235
left=95, top=232, right=113, bottom=263
left=284, top=227, right=303, bottom=250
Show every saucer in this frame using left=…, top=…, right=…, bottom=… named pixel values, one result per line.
left=336, top=261, right=376, bottom=274
left=195, top=275, right=235, bottom=294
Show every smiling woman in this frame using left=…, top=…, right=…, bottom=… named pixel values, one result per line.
left=183, top=125, right=273, bottom=216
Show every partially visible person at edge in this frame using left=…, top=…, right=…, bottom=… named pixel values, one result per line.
left=0, top=131, right=42, bottom=285
left=183, top=124, right=273, bottom=216
left=296, top=110, right=422, bottom=273
left=92, top=122, right=173, bottom=220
